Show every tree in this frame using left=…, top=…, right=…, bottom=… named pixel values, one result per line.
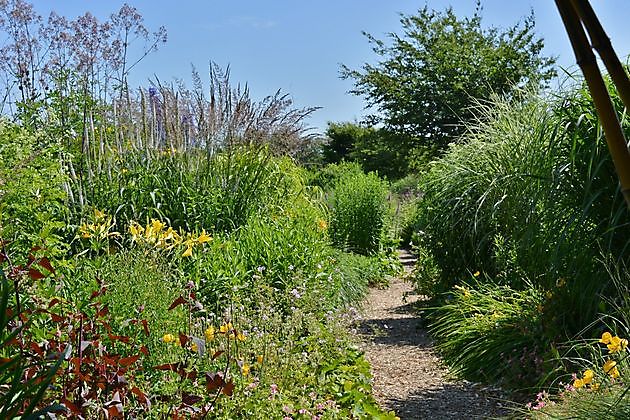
left=341, top=2, right=557, bottom=152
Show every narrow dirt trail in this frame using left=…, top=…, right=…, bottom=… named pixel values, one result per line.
left=353, top=250, right=508, bottom=419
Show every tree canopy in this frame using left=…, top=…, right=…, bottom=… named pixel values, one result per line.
left=341, top=2, right=557, bottom=152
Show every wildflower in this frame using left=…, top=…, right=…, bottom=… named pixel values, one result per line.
left=191, top=342, right=198, bottom=352
left=600, top=331, right=613, bottom=344
left=590, top=382, right=600, bottom=391
left=94, top=209, right=106, bottom=220
left=162, top=333, right=175, bottom=343
left=196, top=229, right=212, bottom=244
left=290, top=288, right=301, bottom=299
left=205, top=326, right=215, bottom=341
left=603, top=359, right=620, bottom=378
left=237, top=332, right=246, bottom=342
left=573, top=378, right=585, bottom=389
left=182, top=246, right=193, bottom=257
left=242, top=363, right=250, bottom=376
left=220, top=322, right=233, bottom=334
left=607, top=335, right=628, bottom=353
left=473, top=271, right=480, bottom=277
left=257, top=355, right=264, bottom=364
left=583, top=369, right=594, bottom=384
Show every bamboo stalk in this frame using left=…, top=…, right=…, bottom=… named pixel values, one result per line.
left=555, top=0, right=630, bottom=206
left=571, top=0, right=630, bottom=111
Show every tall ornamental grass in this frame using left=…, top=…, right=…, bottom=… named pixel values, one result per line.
left=412, top=87, right=629, bottom=336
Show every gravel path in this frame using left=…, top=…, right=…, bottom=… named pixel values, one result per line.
left=353, top=250, right=509, bottom=419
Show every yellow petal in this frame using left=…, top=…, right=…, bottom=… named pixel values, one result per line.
left=600, top=331, right=613, bottom=345
left=182, top=246, right=193, bottom=257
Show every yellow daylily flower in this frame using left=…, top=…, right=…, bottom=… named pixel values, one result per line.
left=600, top=332, right=613, bottom=345
left=162, top=333, right=175, bottom=343
left=603, top=359, right=619, bottom=378
left=583, top=369, right=594, bottom=384
left=197, top=229, right=212, bottom=244
left=182, top=246, right=193, bottom=257
left=205, top=326, right=215, bottom=341
left=573, top=378, right=585, bottom=389
left=607, top=336, right=628, bottom=354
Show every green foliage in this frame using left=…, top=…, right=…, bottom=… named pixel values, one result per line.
left=82, top=147, right=292, bottom=233
left=323, top=122, right=411, bottom=179
left=329, top=171, right=389, bottom=255
left=411, top=89, right=629, bottom=335
left=341, top=2, right=556, bottom=153
left=0, top=121, right=69, bottom=255
left=428, top=281, right=548, bottom=391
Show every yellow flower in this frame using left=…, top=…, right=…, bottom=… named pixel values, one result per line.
left=151, top=219, right=165, bottom=233
left=205, top=326, right=215, bottom=341
left=94, top=209, right=106, bottom=220
left=573, top=378, right=585, bottom=389
left=182, top=246, right=193, bottom=257
left=317, top=219, right=328, bottom=230
left=257, top=355, right=264, bottom=364
left=197, top=229, right=212, bottom=244
left=220, top=323, right=231, bottom=334
left=241, top=363, right=250, bottom=376
left=600, top=331, right=613, bottom=344
left=607, top=336, right=628, bottom=354
left=162, top=333, right=175, bottom=343
left=590, top=382, right=600, bottom=391
left=603, top=359, right=619, bottom=378
left=191, top=342, right=198, bottom=352
left=237, top=332, right=246, bottom=342
left=583, top=369, right=594, bottom=384
left=473, top=271, right=480, bottom=277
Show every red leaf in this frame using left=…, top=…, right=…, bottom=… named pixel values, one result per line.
left=61, top=398, right=81, bottom=415
left=37, top=257, right=55, bottom=274
left=211, top=351, right=224, bottom=360
left=50, top=313, right=64, bottom=323
left=118, top=354, right=140, bottom=367
left=139, top=345, right=149, bottom=356
left=97, top=305, right=110, bottom=317
left=90, top=286, right=107, bottom=300
left=108, top=334, right=130, bottom=344
left=28, top=268, right=45, bottom=280
left=48, top=298, right=61, bottom=309
left=131, top=386, right=151, bottom=408
left=181, top=393, right=202, bottom=406
left=154, top=363, right=182, bottom=372
left=168, top=296, right=186, bottom=310
left=141, top=319, right=149, bottom=336
left=178, top=332, right=189, bottom=347
left=205, top=371, right=225, bottom=391
left=222, top=380, right=235, bottom=396
left=29, top=341, right=44, bottom=357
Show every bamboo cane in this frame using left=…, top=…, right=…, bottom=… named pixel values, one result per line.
left=570, top=0, right=630, bottom=111
left=555, top=0, right=630, bottom=207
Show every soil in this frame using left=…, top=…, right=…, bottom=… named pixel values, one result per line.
left=351, top=249, right=510, bottom=419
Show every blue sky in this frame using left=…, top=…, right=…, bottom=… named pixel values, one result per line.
left=29, top=1, right=630, bottom=133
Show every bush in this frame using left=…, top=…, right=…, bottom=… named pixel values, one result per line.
left=329, top=171, right=388, bottom=254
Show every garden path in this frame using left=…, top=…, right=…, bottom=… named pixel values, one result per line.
left=353, top=250, right=508, bottom=419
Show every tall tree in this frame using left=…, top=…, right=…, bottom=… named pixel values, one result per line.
left=341, top=2, right=556, bottom=152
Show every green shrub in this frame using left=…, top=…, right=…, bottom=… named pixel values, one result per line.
left=329, top=171, right=388, bottom=254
